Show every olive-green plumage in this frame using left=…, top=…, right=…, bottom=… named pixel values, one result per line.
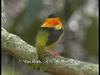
left=36, top=29, right=49, bottom=56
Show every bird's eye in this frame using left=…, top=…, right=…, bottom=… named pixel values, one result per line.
left=55, top=25, right=62, bottom=30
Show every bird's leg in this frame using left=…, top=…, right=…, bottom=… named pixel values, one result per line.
left=46, top=49, right=60, bottom=58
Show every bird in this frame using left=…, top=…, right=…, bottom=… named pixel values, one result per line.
left=36, top=14, right=64, bottom=60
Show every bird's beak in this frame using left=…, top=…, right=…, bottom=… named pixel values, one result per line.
left=41, top=24, right=46, bottom=27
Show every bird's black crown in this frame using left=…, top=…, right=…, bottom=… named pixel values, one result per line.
left=48, top=14, right=58, bottom=18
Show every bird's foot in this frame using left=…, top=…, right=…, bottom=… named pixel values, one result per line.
left=46, top=49, right=60, bottom=58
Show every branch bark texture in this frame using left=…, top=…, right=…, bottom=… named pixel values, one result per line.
left=1, top=27, right=99, bottom=75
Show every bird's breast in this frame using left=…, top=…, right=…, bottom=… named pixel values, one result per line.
left=41, top=27, right=63, bottom=46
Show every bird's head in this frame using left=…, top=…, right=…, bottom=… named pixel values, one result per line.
left=41, top=15, right=64, bottom=30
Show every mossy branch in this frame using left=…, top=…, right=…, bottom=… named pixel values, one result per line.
left=2, top=27, right=98, bottom=75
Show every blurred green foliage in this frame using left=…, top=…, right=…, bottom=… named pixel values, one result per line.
left=8, top=0, right=42, bottom=45
left=2, top=65, right=22, bottom=75
left=84, top=17, right=98, bottom=56
left=63, top=0, right=86, bottom=21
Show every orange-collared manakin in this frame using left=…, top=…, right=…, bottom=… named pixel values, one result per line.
left=36, top=14, right=64, bottom=60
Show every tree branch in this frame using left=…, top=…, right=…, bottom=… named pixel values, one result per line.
left=1, top=27, right=98, bottom=75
